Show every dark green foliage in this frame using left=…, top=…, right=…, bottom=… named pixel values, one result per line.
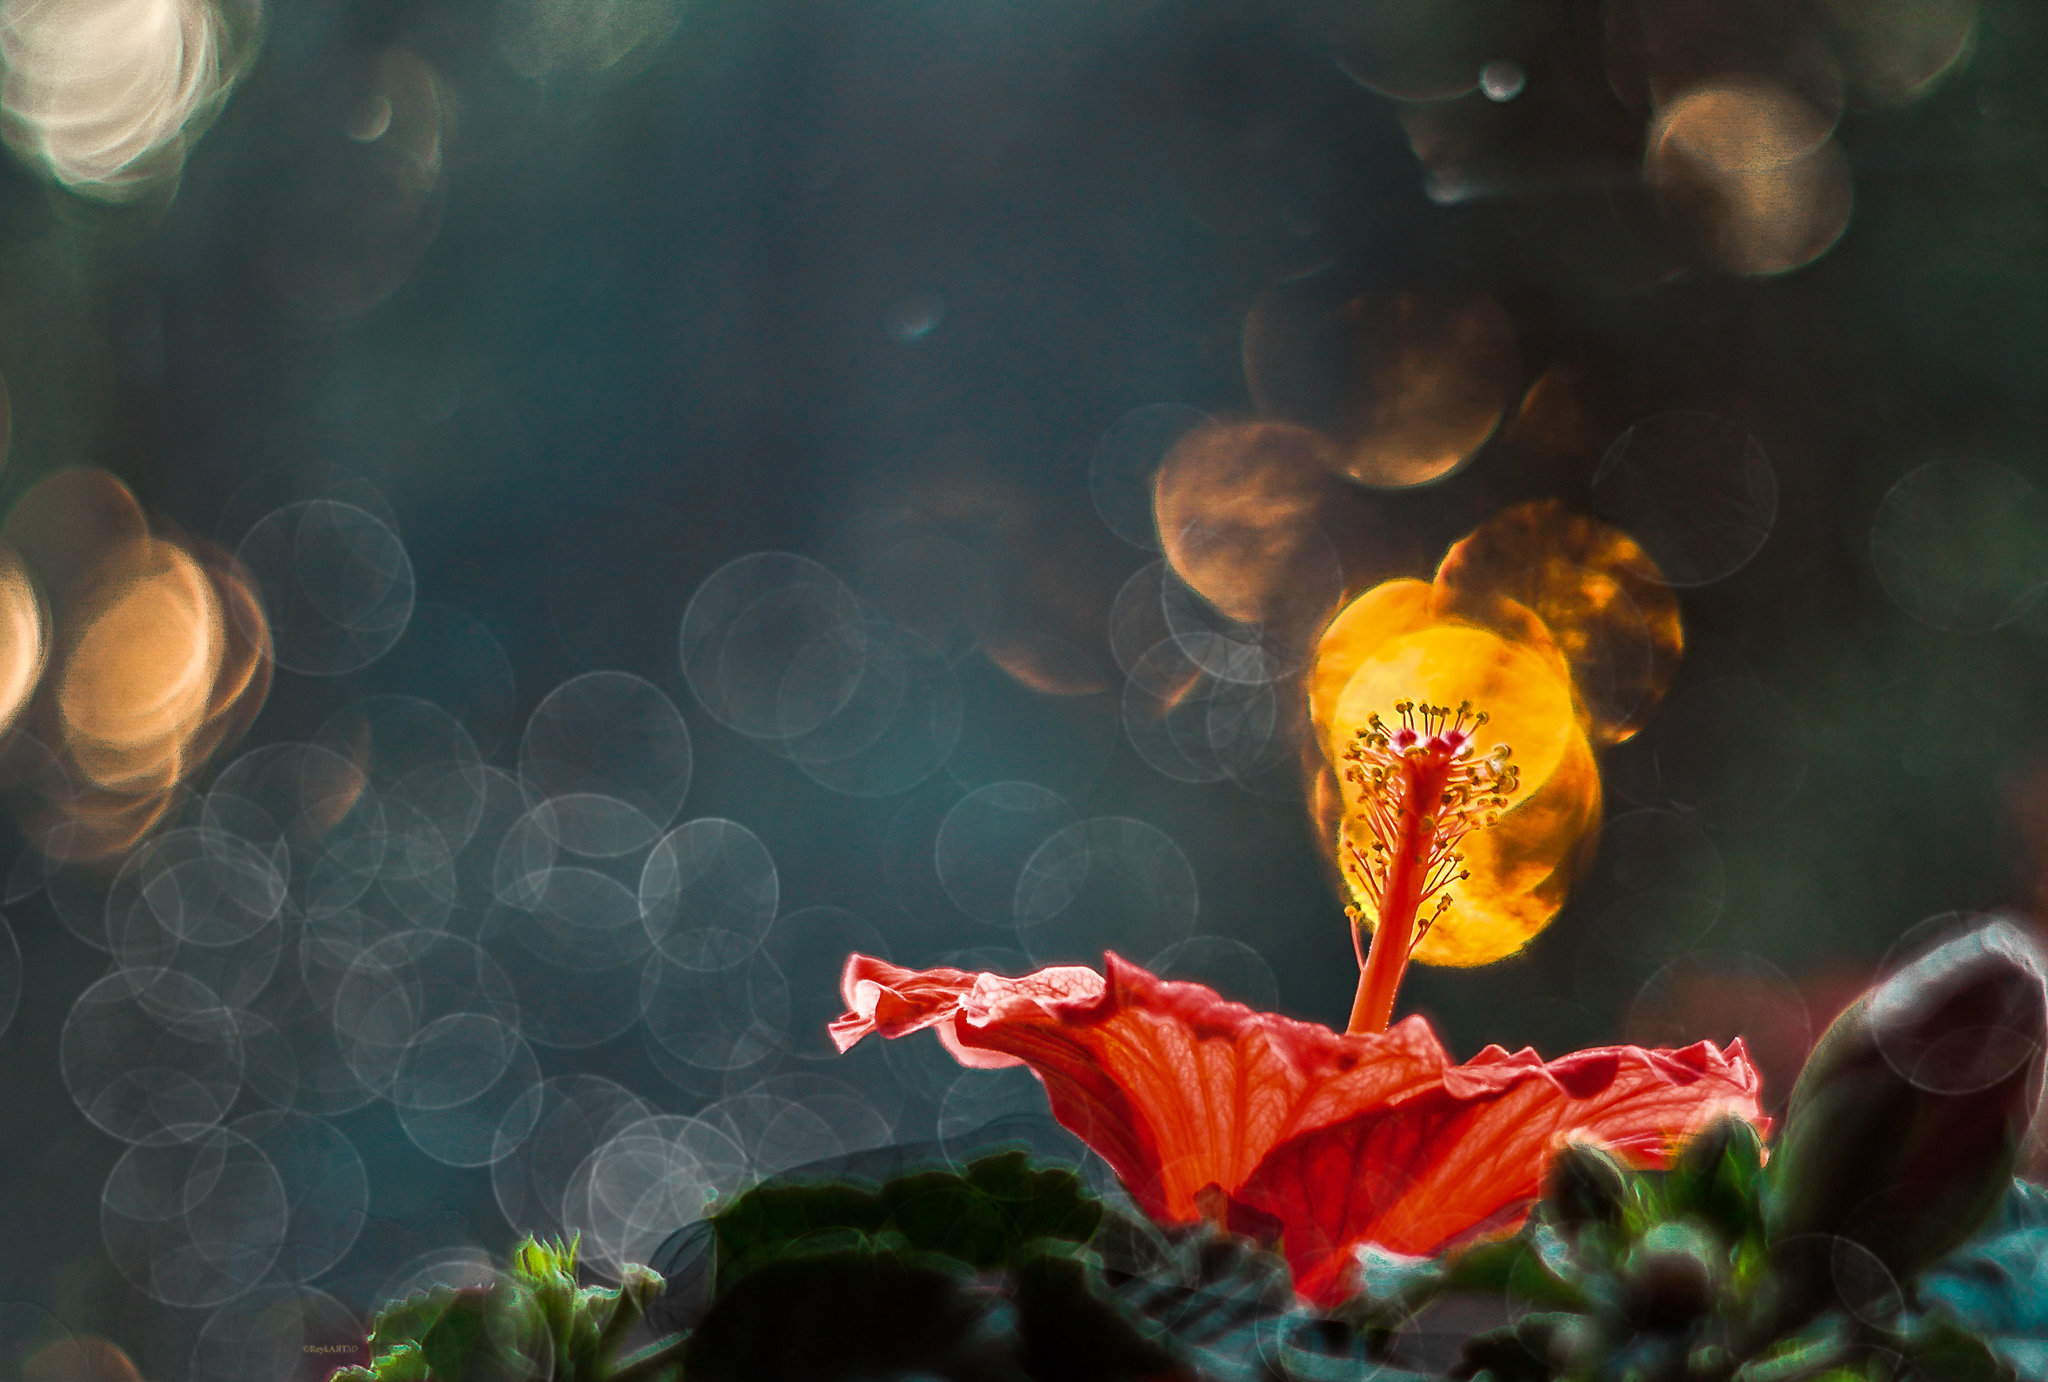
left=341, top=1141, right=2046, bottom=1382
left=1919, top=1181, right=2048, bottom=1381
left=707, top=1150, right=1103, bottom=1284
left=1012, top=1248, right=1184, bottom=1381
left=1891, top=1319, right=2010, bottom=1382
left=333, top=1235, right=682, bottom=1382
left=1336, top=1108, right=2031, bottom=1381
left=409, top=1293, right=490, bottom=1382
left=681, top=1154, right=1175, bottom=1382
left=681, top=1249, right=1029, bottom=1382
left=1089, top=1201, right=1435, bottom=1381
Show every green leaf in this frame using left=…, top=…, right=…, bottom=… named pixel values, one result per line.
left=510, top=1232, right=579, bottom=1285
left=1452, top=1325, right=1552, bottom=1382
left=682, top=1247, right=1023, bottom=1382
left=710, top=1152, right=1102, bottom=1288
left=1918, top=1180, right=2048, bottom=1381
left=1089, top=1206, right=1439, bottom=1382
left=1892, top=1317, right=2013, bottom=1382
left=1731, top=1319, right=1851, bottom=1382
left=331, top=1340, right=429, bottom=1382
left=1437, top=1235, right=1588, bottom=1312
left=1349, top=1243, right=1445, bottom=1314
left=349, top=1286, right=500, bottom=1382
left=416, top=1289, right=492, bottom=1382
left=1011, top=1246, right=1180, bottom=1382
left=364, top=1289, right=461, bottom=1352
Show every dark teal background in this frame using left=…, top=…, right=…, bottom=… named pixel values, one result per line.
left=0, top=0, right=2046, bottom=1374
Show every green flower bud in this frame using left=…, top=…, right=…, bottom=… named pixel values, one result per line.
left=1622, top=1221, right=1723, bottom=1333
left=1677, top=1115, right=1764, bottom=1186
left=1766, top=918, right=2047, bottom=1289
left=1671, top=1115, right=1766, bottom=1248
left=1543, top=1139, right=1635, bottom=1234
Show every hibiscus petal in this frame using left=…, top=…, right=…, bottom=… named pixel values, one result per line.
left=831, top=952, right=1453, bottom=1222
left=1235, top=1038, right=1766, bottom=1306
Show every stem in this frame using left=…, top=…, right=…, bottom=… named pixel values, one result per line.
left=594, top=1283, right=648, bottom=1367
left=1347, top=755, right=1451, bottom=1035
left=608, top=1332, right=689, bottom=1382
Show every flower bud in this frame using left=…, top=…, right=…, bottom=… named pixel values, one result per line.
left=1622, top=1221, right=1723, bottom=1333
left=1671, top=1115, right=1765, bottom=1246
left=1677, top=1115, right=1763, bottom=1185
left=1542, top=1139, right=1636, bottom=1240
left=1766, top=918, right=2047, bottom=1288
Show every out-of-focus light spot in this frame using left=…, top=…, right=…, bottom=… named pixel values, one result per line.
left=1603, top=0, right=1846, bottom=127
left=1659, top=80, right=1835, bottom=170
left=1445, top=725, right=1601, bottom=964
left=21, top=1335, right=141, bottom=1382
left=0, top=470, right=269, bottom=861
left=1335, top=625, right=1578, bottom=810
left=1421, top=168, right=1471, bottom=207
left=1497, top=364, right=1620, bottom=486
left=1397, top=101, right=1505, bottom=207
left=185, top=541, right=272, bottom=765
left=1308, top=572, right=1575, bottom=766
left=980, top=631, right=1111, bottom=697
left=2, top=467, right=148, bottom=615
left=30, top=784, right=174, bottom=860
left=1870, top=458, right=2048, bottom=630
left=0, top=0, right=256, bottom=198
left=1606, top=676, right=1807, bottom=826
left=1151, top=419, right=1345, bottom=637
left=259, top=48, right=446, bottom=323
left=368, top=49, right=442, bottom=204
left=347, top=92, right=393, bottom=142
left=1315, top=582, right=1598, bottom=966
left=887, top=294, right=945, bottom=344
left=1089, top=402, right=1209, bottom=551
left=1243, top=279, right=1519, bottom=488
left=1811, top=0, right=1975, bottom=107
left=1321, top=0, right=1529, bottom=101
left=1479, top=59, right=1525, bottom=101
left=1648, top=82, right=1853, bottom=276
left=497, top=0, right=681, bottom=79
left=0, top=372, right=13, bottom=479
left=57, top=537, right=222, bottom=790
left=1593, top=411, right=1777, bottom=587
left=1307, top=576, right=1434, bottom=755
left=0, top=544, right=43, bottom=741
left=1434, top=499, right=1683, bottom=744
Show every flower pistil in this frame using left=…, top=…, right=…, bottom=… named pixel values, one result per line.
left=1342, top=699, right=1517, bottom=1034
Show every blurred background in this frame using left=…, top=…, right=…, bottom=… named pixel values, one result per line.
left=0, top=0, right=2042, bottom=1375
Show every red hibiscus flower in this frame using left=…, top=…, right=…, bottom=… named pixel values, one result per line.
left=832, top=951, right=1764, bottom=1308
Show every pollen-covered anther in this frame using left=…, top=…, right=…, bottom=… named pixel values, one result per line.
left=1339, top=698, right=1517, bottom=941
